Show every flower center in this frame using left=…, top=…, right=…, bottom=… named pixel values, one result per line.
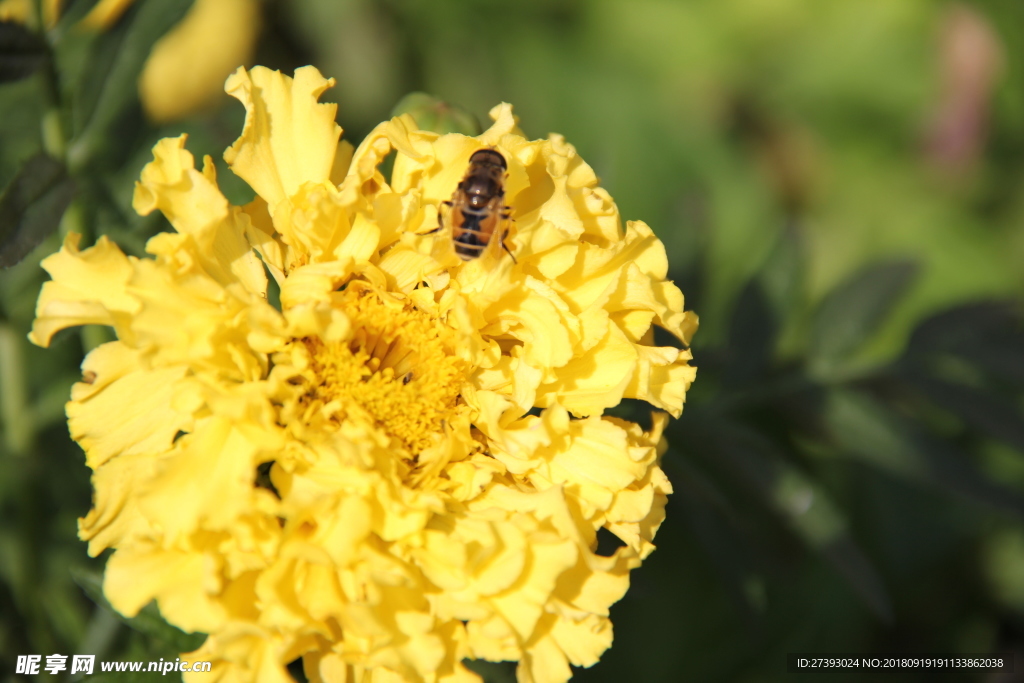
left=292, top=288, right=467, bottom=456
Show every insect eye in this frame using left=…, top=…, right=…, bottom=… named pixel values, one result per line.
left=470, top=149, right=507, bottom=170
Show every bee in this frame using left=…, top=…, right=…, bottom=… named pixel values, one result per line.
left=431, top=148, right=516, bottom=262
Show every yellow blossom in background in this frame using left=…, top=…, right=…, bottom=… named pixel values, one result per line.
left=0, top=0, right=56, bottom=25
left=31, top=65, right=697, bottom=683
left=139, top=0, right=260, bottom=123
left=77, top=0, right=138, bottom=30
left=0, top=0, right=29, bottom=23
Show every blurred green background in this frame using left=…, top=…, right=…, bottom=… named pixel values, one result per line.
left=2, top=0, right=1024, bottom=681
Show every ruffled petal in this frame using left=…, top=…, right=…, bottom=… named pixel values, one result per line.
left=134, top=136, right=267, bottom=295
left=224, top=66, right=342, bottom=209
left=68, top=342, right=191, bottom=469
left=30, top=234, right=138, bottom=346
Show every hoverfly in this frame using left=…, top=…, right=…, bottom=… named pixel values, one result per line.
left=429, top=148, right=516, bottom=262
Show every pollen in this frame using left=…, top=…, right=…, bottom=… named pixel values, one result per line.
left=292, top=288, right=467, bottom=457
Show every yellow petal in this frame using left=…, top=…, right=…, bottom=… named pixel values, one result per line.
left=279, top=260, right=355, bottom=310
left=78, top=450, right=158, bottom=555
left=147, top=418, right=274, bottom=539
left=30, top=234, right=138, bottom=347
left=224, top=66, right=342, bottom=209
left=104, top=544, right=227, bottom=632
left=536, top=324, right=638, bottom=418
left=134, top=136, right=267, bottom=295
left=489, top=536, right=577, bottom=640
left=480, top=103, right=525, bottom=144
left=624, top=345, right=697, bottom=417
left=124, top=260, right=267, bottom=381
left=68, top=342, right=191, bottom=469
left=548, top=612, right=613, bottom=669
left=518, top=632, right=572, bottom=683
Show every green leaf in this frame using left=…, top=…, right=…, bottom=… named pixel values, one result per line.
left=809, top=260, right=919, bottom=372
left=0, top=21, right=48, bottom=83
left=700, top=417, right=893, bottom=620
left=40, top=580, right=89, bottom=649
left=906, top=302, right=1024, bottom=384
left=983, top=528, right=1024, bottom=612
left=68, top=0, right=194, bottom=170
left=825, top=389, right=927, bottom=478
left=664, top=453, right=766, bottom=615
left=0, top=153, right=75, bottom=268
left=905, top=374, right=1024, bottom=453
left=758, top=222, right=804, bottom=320
left=826, top=389, right=1024, bottom=519
left=722, top=281, right=777, bottom=388
left=71, top=567, right=206, bottom=653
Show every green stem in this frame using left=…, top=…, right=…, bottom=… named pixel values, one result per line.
left=60, top=197, right=88, bottom=241
left=30, top=0, right=43, bottom=30
left=33, top=0, right=68, bottom=161
left=0, top=324, right=35, bottom=455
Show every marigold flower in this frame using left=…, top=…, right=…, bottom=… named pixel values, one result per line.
left=31, top=66, right=697, bottom=683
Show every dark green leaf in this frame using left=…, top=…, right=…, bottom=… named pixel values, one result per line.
left=723, top=281, right=777, bottom=388
left=0, top=153, right=75, bottom=268
left=664, top=453, right=766, bottom=616
left=463, top=660, right=516, bottom=683
left=906, top=302, right=1024, bottom=384
left=68, top=0, right=194, bottom=170
left=809, top=260, right=919, bottom=369
left=905, top=374, right=1024, bottom=453
left=0, top=21, right=47, bottom=83
left=825, top=389, right=927, bottom=478
left=758, top=221, right=804, bottom=319
left=70, top=567, right=206, bottom=653
left=907, top=302, right=1017, bottom=355
left=826, top=389, right=1024, bottom=519
left=700, top=418, right=893, bottom=620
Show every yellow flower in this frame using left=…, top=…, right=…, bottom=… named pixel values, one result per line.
left=138, top=0, right=260, bottom=123
left=31, top=66, right=697, bottom=683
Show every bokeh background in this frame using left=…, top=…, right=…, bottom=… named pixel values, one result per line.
left=2, top=0, right=1024, bottom=681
